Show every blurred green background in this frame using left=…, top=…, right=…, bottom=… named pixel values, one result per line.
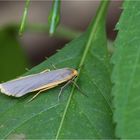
left=0, top=1, right=122, bottom=82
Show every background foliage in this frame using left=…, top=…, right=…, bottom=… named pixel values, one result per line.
left=0, top=26, right=27, bottom=81
left=112, top=1, right=140, bottom=138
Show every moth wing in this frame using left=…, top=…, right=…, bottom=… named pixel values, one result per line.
left=0, top=68, right=74, bottom=97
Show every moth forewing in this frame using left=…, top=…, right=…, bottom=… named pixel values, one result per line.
left=0, top=68, right=78, bottom=98
left=33, top=68, right=77, bottom=91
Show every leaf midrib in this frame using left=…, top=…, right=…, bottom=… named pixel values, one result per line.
left=55, top=1, right=110, bottom=139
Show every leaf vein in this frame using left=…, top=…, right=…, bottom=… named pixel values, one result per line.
left=3, top=103, right=59, bottom=139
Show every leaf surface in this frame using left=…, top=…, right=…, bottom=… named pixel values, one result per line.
left=112, top=1, right=140, bottom=138
left=0, top=1, right=114, bottom=139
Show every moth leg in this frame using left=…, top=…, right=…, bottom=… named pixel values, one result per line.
left=59, top=76, right=87, bottom=99
left=58, top=80, right=72, bottom=101
left=71, top=80, right=88, bottom=97
left=52, top=64, right=57, bottom=70
left=28, top=85, right=56, bottom=102
left=58, top=77, right=78, bottom=101
left=40, top=69, right=50, bottom=73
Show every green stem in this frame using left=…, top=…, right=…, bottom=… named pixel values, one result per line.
left=48, top=0, right=61, bottom=35
left=19, top=0, right=30, bottom=36
left=78, top=0, right=109, bottom=73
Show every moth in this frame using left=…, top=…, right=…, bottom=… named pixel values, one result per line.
left=0, top=68, right=78, bottom=101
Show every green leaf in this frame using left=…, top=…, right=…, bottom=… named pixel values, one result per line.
left=0, top=1, right=114, bottom=139
left=111, top=1, right=140, bottom=138
left=0, top=26, right=28, bottom=81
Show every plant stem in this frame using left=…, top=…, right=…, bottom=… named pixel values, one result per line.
left=19, top=0, right=30, bottom=36
left=78, top=0, right=110, bottom=73
left=48, top=0, right=61, bottom=35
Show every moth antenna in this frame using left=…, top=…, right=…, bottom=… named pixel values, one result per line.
left=58, top=80, right=72, bottom=101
